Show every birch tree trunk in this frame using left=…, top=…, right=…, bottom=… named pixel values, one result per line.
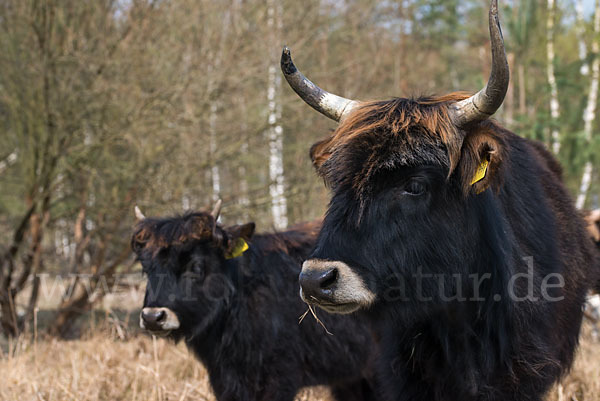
left=505, top=53, right=515, bottom=125
left=576, top=0, right=589, bottom=76
left=576, top=0, right=600, bottom=209
left=266, top=0, right=288, bottom=229
left=238, top=102, right=250, bottom=220
left=0, top=150, right=18, bottom=174
left=209, top=101, right=221, bottom=202
left=518, top=64, right=527, bottom=116
left=238, top=140, right=250, bottom=220
left=546, top=0, right=561, bottom=154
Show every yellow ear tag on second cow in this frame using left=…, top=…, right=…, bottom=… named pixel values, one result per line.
left=470, top=159, right=489, bottom=186
left=226, top=238, right=249, bottom=259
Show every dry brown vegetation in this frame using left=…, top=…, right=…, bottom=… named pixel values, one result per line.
left=0, top=318, right=598, bottom=401
left=546, top=321, right=600, bottom=401
left=0, top=327, right=334, bottom=401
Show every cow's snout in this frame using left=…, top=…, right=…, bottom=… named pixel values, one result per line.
left=141, top=308, right=165, bottom=330
left=299, top=259, right=376, bottom=314
left=299, top=266, right=338, bottom=300
left=140, top=307, right=180, bottom=332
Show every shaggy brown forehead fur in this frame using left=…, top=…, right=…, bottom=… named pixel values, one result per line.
left=132, top=212, right=216, bottom=253
left=310, top=93, right=472, bottom=195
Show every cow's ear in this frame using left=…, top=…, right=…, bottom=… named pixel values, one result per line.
left=458, top=124, right=506, bottom=196
left=131, top=225, right=151, bottom=254
left=225, top=222, right=255, bottom=241
left=223, top=222, right=255, bottom=259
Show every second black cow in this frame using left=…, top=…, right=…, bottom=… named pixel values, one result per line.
left=131, top=204, right=375, bottom=401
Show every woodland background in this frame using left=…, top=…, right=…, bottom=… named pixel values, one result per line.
left=0, top=0, right=599, bottom=378
left=0, top=1, right=599, bottom=400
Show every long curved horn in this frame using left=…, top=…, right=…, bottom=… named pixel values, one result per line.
left=451, top=0, right=509, bottom=127
left=281, top=46, right=360, bottom=122
left=211, top=199, right=223, bottom=220
left=134, top=205, right=146, bottom=221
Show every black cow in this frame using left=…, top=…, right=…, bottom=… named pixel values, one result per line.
left=280, top=1, right=599, bottom=400
left=131, top=205, right=376, bottom=401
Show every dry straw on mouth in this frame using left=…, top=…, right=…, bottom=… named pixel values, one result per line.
left=299, top=303, right=333, bottom=336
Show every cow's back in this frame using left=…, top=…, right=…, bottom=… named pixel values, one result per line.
left=501, top=132, right=596, bottom=373
left=527, top=139, right=599, bottom=293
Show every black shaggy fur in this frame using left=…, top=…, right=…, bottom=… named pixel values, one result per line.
left=307, top=96, right=599, bottom=401
left=132, top=213, right=376, bottom=401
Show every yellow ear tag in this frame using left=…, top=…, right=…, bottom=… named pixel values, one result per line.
left=470, top=159, right=489, bottom=186
left=225, top=238, right=249, bottom=259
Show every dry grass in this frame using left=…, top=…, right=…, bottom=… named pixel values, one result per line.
left=0, top=324, right=333, bottom=401
left=0, top=320, right=597, bottom=401
left=547, top=322, right=600, bottom=401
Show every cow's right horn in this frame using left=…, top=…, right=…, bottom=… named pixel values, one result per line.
left=450, top=0, right=509, bottom=127
left=281, top=46, right=360, bottom=122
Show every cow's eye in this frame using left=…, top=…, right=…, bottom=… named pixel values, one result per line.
left=403, top=179, right=427, bottom=196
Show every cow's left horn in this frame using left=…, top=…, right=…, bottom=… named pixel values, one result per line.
left=451, top=0, right=509, bottom=127
left=281, top=46, right=360, bottom=122
left=211, top=199, right=222, bottom=220
left=134, top=205, right=146, bottom=221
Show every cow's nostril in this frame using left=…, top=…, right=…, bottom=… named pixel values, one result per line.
left=319, top=268, right=338, bottom=289
left=299, top=266, right=339, bottom=302
left=142, top=308, right=166, bottom=324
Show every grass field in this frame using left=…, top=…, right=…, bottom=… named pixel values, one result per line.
left=0, top=314, right=598, bottom=401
